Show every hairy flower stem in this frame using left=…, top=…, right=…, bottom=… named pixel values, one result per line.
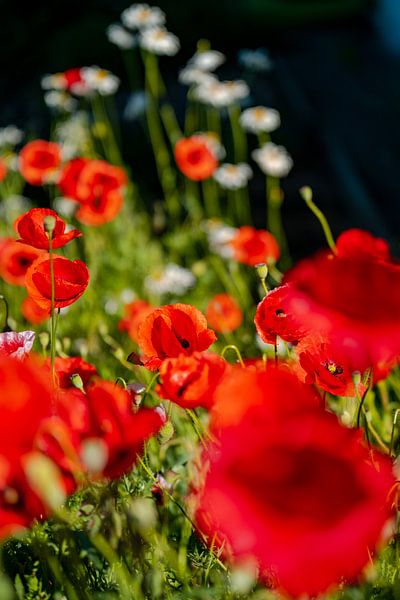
left=300, top=186, right=337, bottom=254
left=48, top=233, right=56, bottom=389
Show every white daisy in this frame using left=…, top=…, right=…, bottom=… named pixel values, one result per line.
left=107, top=23, right=136, bottom=49
left=178, top=67, right=217, bottom=87
left=81, top=66, right=120, bottom=96
left=139, top=27, right=180, bottom=56
left=0, top=125, right=24, bottom=147
left=41, top=73, right=66, bottom=91
left=121, top=4, right=165, bottom=30
left=145, top=264, right=195, bottom=296
left=252, top=142, right=293, bottom=178
left=55, top=112, right=91, bottom=158
left=189, top=50, right=225, bottom=72
left=213, top=163, right=253, bottom=190
left=239, top=106, right=281, bottom=134
left=203, top=220, right=237, bottom=259
left=52, top=197, right=77, bottom=218
left=44, top=90, right=78, bottom=112
left=193, top=79, right=249, bottom=108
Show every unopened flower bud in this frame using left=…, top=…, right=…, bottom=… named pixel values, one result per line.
left=43, top=215, right=57, bottom=234
left=71, top=373, right=85, bottom=393
left=255, top=263, right=268, bottom=280
left=299, top=185, right=313, bottom=203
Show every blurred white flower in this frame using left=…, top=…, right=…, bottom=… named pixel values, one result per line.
left=121, top=3, right=165, bottom=30
left=193, top=79, right=249, bottom=108
left=107, top=23, right=136, bottom=49
left=0, top=195, right=32, bottom=222
left=252, top=142, right=293, bottom=178
left=178, top=67, right=217, bottom=87
left=120, top=288, right=136, bottom=304
left=123, top=90, right=148, bottom=120
left=189, top=50, right=225, bottom=72
left=55, top=112, right=91, bottom=157
left=204, top=220, right=237, bottom=259
left=0, top=125, right=24, bottom=147
left=195, top=131, right=226, bottom=160
left=53, top=197, right=77, bottom=218
left=44, top=90, right=78, bottom=112
left=139, top=27, right=180, bottom=56
left=238, top=48, right=271, bottom=72
left=41, top=73, right=66, bottom=91
left=213, top=163, right=253, bottom=190
left=104, top=298, right=119, bottom=315
left=81, top=66, right=120, bottom=96
left=145, top=264, right=195, bottom=296
left=239, top=106, right=280, bottom=134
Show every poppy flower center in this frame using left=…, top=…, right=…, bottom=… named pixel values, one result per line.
left=323, top=361, right=344, bottom=376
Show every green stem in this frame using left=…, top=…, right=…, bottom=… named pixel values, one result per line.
left=300, top=186, right=337, bottom=254
left=228, top=104, right=247, bottom=163
left=221, top=344, right=245, bottom=367
left=49, top=235, right=56, bottom=389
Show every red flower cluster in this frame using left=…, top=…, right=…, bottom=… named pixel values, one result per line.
left=230, top=226, right=280, bottom=266
left=195, top=367, right=395, bottom=597
left=174, top=136, right=218, bottom=181
left=57, top=158, right=127, bottom=225
left=0, top=354, right=163, bottom=538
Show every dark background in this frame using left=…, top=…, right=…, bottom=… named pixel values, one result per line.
left=2, top=0, right=400, bottom=257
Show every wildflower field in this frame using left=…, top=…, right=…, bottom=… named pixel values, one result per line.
left=1, top=3, right=400, bottom=599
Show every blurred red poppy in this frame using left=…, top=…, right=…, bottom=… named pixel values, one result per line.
left=0, top=238, right=43, bottom=286
left=195, top=367, right=395, bottom=597
left=74, top=159, right=127, bottom=203
left=137, top=303, right=217, bottom=370
left=206, top=293, right=243, bottom=333
left=49, top=356, right=97, bottom=389
left=336, top=228, right=391, bottom=261
left=0, top=158, right=7, bottom=182
left=14, top=208, right=81, bottom=250
left=230, top=226, right=280, bottom=266
left=174, top=136, right=218, bottom=181
left=19, top=140, right=61, bottom=186
left=283, top=245, right=400, bottom=373
left=75, top=189, right=123, bottom=226
left=21, top=296, right=50, bottom=324
left=25, top=253, right=89, bottom=310
left=57, top=157, right=90, bottom=198
left=157, top=352, right=226, bottom=409
left=118, top=299, right=155, bottom=344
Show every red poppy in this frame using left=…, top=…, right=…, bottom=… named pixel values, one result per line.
left=25, top=253, right=89, bottom=310
left=297, top=334, right=365, bottom=397
left=137, top=303, right=217, bottom=370
left=174, top=136, right=218, bottom=181
left=206, top=294, right=243, bottom=333
left=336, top=228, right=391, bottom=261
left=19, top=140, right=61, bottom=186
left=75, top=189, right=124, bottom=226
left=42, top=380, right=164, bottom=481
left=0, top=355, right=54, bottom=450
left=0, top=238, right=43, bottom=286
left=57, top=157, right=90, bottom=199
left=195, top=368, right=395, bottom=598
left=211, top=364, right=321, bottom=430
left=283, top=246, right=400, bottom=373
left=118, top=299, right=155, bottom=344
left=0, top=451, right=67, bottom=540
left=14, top=208, right=81, bottom=250
left=254, top=284, right=304, bottom=345
left=157, top=352, right=226, bottom=409
left=63, top=68, right=87, bottom=94
left=230, top=226, right=280, bottom=266
left=49, top=356, right=97, bottom=389
left=0, top=158, right=7, bottom=182
left=21, top=296, right=50, bottom=324
left=74, top=159, right=127, bottom=203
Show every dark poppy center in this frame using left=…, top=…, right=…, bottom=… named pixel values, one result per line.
left=178, top=338, right=190, bottom=349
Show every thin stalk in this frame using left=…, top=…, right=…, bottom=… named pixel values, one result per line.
left=221, top=344, right=245, bottom=367
left=300, top=186, right=337, bottom=253
left=228, top=104, right=247, bottom=163
left=49, top=235, right=56, bottom=388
